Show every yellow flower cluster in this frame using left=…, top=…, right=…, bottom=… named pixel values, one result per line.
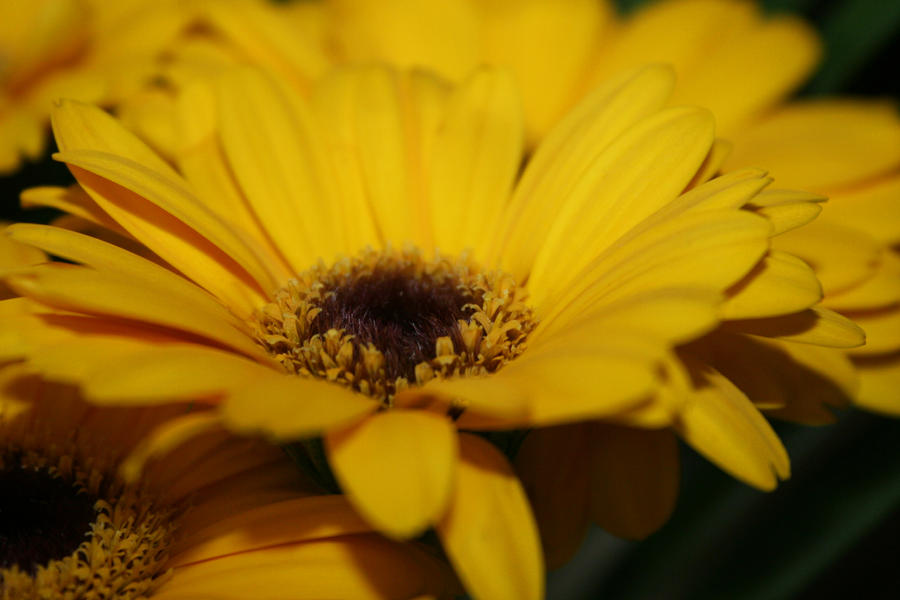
left=1, top=1, right=897, bottom=598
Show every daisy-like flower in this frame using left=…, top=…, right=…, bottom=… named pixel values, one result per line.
left=155, top=0, right=899, bottom=557
left=0, top=375, right=456, bottom=599
left=0, top=234, right=456, bottom=599
left=0, top=0, right=191, bottom=173
left=313, top=0, right=900, bottom=419
left=2, top=62, right=863, bottom=597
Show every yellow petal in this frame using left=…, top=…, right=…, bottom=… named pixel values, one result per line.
left=197, top=0, right=330, bottom=87
left=825, top=174, right=900, bottom=246
left=845, top=305, right=900, bottom=356
left=825, top=249, right=900, bottom=312
left=854, top=354, right=900, bottom=417
left=540, top=209, right=770, bottom=333
left=535, top=287, right=721, bottom=350
left=494, top=340, right=661, bottom=428
left=724, top=306, right=866, bottom=348
left=591, top=0, right=820, bottom=135
left=515, top=424, right=590, bottom=569
left=493, top=64, right=675, bottom=280
left=215, top=67, right=349, bottom=268
left=429, top=67, right=523, bottom=261
left=83, top=345, right=277, bottom=404
left=5, top=223, right=247, bottom=331
left=326, top=410, right=457, bottom=539
left=120, top=411, right=223, bottom=483
left=154, top=536, right=457, bottom=600
left=171, top=496, right=371, bottom=567
left=5, top=263, right=269, bottom=362
left=675, top=362, right=790, bottom=490
left=774, top=218, right=881, bottom=296
left=726, top=99, right=900, bottom=190
left=221, top=373, right=378, bottom=441
left=55, top=147, right=276, bottom=301
left=527, top=106, right=715, bottom=303
left=686, top=331, right=853, bottom=425
left=437, top=433, right=543, bottom=600
left=589, top=424, right=679, bottom=539
left=311, top=66, right=434, bottom=250
left=747, top=188, right=826, bottom=236
left=480, top=0, right=614, bottom=141
left=721, top=250, right=822, bottom=319
left=20, top=185, right=128, bottom=235
left=330, top=0, right=479, bottom=82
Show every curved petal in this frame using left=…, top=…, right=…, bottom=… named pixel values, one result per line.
left=171, top=496, right=371, bottom=566
left=221, top=373, right=378, bottom=440
left=515, top=424, right=591, bottom=569
left=675, top=361, right=790, bottom=491
left=325, top=410, right=457, bottom=539
left=437, top=433, right=543, bottom=600
left=589, top=424, right=680, bottom=539
left=721, top=250, right=822, bottom=319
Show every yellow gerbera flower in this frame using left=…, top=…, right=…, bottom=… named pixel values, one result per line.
left=0, top=0, right=190, bottom=173
left=312, top=0, right=900, bottom=420
left=1, top=62, right=862, bottom=597
left=143, top=0, right=895, bottom=559
left=0, top=374, right=456, bottom=599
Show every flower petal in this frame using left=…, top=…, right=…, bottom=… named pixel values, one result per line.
left=724, top=306, right=866, bottom=348
left=515, top=424, right=590, bottom=569
left=326, top=410, right=457, bottom=539
left=216, top=67, right=351, bottom=268
left=437, top=433, right=543, bottom=600
left=493, top=64, right=675, bottom=279
left=5, top=263, right=269, bottom=361
left=429, top=67, right=523, bottom=261
left=721, top=250, right=822, bottom=319
left=171, top=496, right=371, bottom=567
left=589, top=424, right=680, bottom=539
left=221, top=373, right=378, bottom=440
left=675, top=362, right=790, bottom=490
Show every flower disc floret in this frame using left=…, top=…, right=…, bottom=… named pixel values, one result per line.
left=253, top=247, right=537, bottom=403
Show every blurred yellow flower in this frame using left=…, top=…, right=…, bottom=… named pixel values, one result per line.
left=0, top=0, right=189, bottom=173
left=0, top=376, right=455, bottom=599
left=2, top=60, right=863, bottom=596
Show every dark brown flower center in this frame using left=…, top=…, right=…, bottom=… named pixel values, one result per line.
left=254, top=248, right=536, bottom=403
left=309, top=267, right=476, bottom=381
left=0, top=463, right=97, bottom=574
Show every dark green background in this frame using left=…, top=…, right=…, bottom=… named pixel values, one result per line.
left=2, top=1, right=898, bottom=598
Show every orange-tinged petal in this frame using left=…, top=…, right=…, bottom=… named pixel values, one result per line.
left=5, top=263, right=269, bottom=362
left=515, top=424, right=591, bottom=569
left=326, top=410, right=457, bottom=539
left=171, top=496, right=371, bottom=567
left=589, top=424, right=679, bottom=539
left=437, top=433, right=543, bottom=600
left=221, top=373, right=378, bottom=440
left=154, top=535, right=457, bottom=600
left=5, top=223, right=247, bottom=330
